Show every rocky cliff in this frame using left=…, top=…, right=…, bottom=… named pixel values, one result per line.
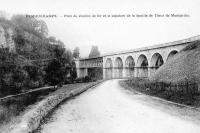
left=0, top=24, right=15, bottom=52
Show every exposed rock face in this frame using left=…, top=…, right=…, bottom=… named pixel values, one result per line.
left=0, top=25, right=7, bottom=48
left=0, top=24, right=15, bottom=52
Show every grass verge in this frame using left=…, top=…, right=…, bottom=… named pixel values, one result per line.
left=120, top=78, right=200, bottom=107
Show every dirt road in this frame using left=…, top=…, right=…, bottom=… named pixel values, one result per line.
left=36, top=80, right=200, bottom=133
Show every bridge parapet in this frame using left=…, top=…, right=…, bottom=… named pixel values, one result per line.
left=102, top=35, right=200, bottom=57
left=75, top=35, right=200, bottom=79
left=76, top=57, right=103, bottom=68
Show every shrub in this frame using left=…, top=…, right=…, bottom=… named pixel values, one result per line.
left=84, top=76, right=90, bottom=82
left=44, top=59, right=64, bottom=86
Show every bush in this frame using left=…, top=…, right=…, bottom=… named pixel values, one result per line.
left=70, top=67, right=77, bottom=82
left=0, top=50, right=19, bottom=94
left=0, top=48, right=46, bottom=96
left=74, top=76, right=92, bottom=83
left=44, top=59, right=64, bottom=86
left=84, top=76, right=90, bottom=82
left=64, top=78, right=73, bottom=84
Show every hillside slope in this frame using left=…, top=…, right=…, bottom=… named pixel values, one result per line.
left=150, top=41, right=200, bottom=83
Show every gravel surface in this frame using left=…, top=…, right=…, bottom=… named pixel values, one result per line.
left=36, top=80, right=200, bottom=133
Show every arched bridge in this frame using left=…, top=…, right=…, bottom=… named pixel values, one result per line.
left=75, top=35, right=200, bottom=79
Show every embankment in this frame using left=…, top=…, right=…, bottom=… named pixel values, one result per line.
left=7, top=81, right=102, bottom=133
left=150, top=41, right=200, bottom=83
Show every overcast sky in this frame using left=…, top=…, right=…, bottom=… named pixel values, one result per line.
left=0, top=0, right=200, bottom=57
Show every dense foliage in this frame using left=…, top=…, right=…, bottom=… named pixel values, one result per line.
left=0, top=14, right=77, bottom=96
left=11, top=14, right=48, bottom=38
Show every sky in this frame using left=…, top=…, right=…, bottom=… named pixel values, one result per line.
left=0, top=0, right=200, bottom=57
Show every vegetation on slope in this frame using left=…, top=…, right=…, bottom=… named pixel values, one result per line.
left=122, top=41, right=200, bottom=107
left=0, top=14, right=77, bottom=96
left=150, top=41, right=200, bottom=83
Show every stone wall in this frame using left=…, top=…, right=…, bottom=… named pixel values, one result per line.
left=9, top=81, right=102, bottom=133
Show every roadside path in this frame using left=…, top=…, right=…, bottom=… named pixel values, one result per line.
left=37, top=80, right=200, bottom=133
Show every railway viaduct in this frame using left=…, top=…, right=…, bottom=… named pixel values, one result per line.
left=75, top=35, right=200, bottom=79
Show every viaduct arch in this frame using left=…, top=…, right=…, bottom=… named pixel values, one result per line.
left=167, top=50, right=178, bottom=61
left=125, top=56, right=135, bottom=77
left=114, top=57, right=123, bottom=78
left=136, top=54, right=149, bottom=77
left=105, top=58, right=113, bottom=79
left=75, top=35, right=200, bottom=79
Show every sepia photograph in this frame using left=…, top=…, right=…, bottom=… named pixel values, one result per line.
left=0, top=0, right=200, bottom=133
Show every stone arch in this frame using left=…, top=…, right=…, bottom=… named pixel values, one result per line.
left=137, top=54, right=148, bottom=67
left=150, top=53, right=164, bottom=77
left=105, top=58, right=113, bottom=68
left=136, top=54, right=149, bottom=77
left=125, top=56, right=135, bottom=77
left=167, top=50, right=178, bottom=61
left=150, top=53, right=164, bottom=68
left=114, top=57, right=123, bottom=78
left=105, top=58, right=113, bottom=79
left=125, top=56, right=135, bottom=68
left=114, top=57, right=123, bottom=68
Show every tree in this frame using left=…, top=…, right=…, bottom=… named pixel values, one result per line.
left=45, top=59, right=63, bottom=86
left=0, top=11, right=9, bottom=19
left=48, top=36, right=57, bottom=44
left=89, top=45, right=100, bottom=58
left=57, top=40, right=65, bottom=48
left=64, top=49, right=73, bottom=65
left=70, top=61, right=77, bottom=82
left=0, top=13, right=75, bottom=94
left=11, top=15, right=52, bottom=60
left=73, top=47, right=80, bottom=59
left=45, top=45, right=73, bottom=86
left=0, top=48, right=29, bottom=93
left=37, top=20, right=48, bottom=37
left=11, top=14, right=48, bottom=38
